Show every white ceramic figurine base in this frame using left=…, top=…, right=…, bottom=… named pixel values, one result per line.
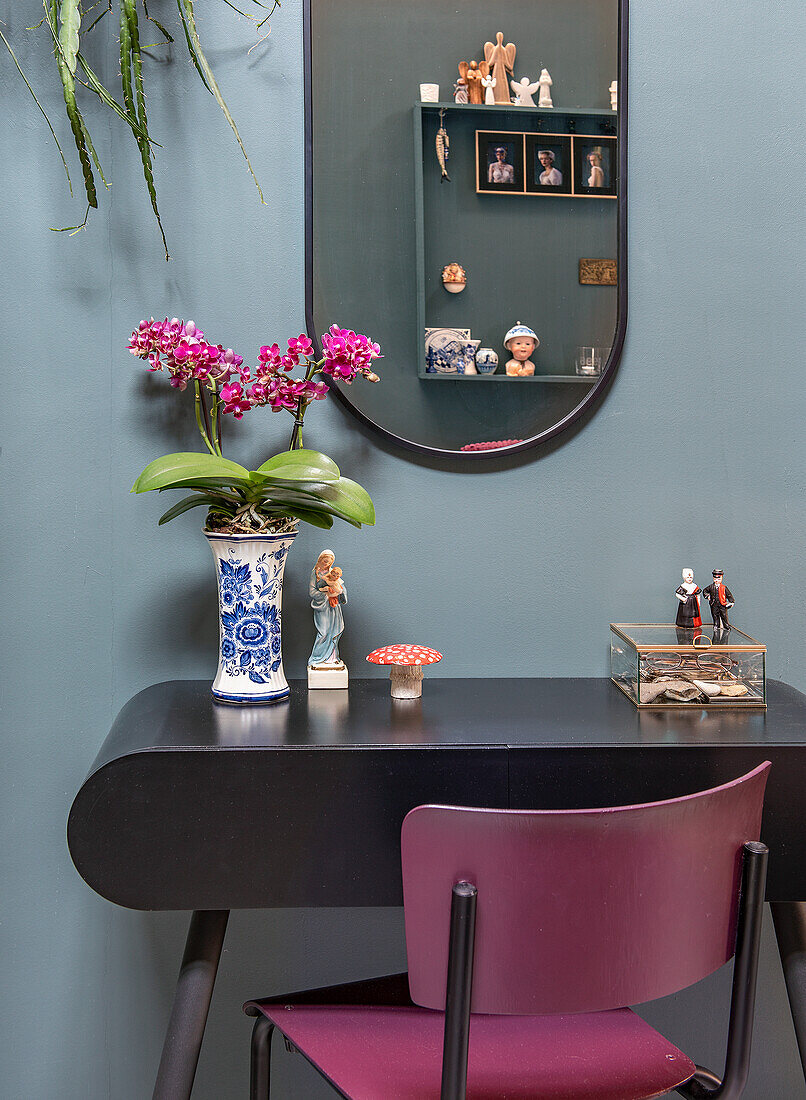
left=308, top=664, right=349, bottom=689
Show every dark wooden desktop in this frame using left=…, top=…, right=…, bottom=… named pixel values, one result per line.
left=68, top=677, right=806, bottom=1099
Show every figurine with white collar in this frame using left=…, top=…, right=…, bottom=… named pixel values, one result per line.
left=675, top=568, right=702, bottom=629
left=511, top=76, right=539, bottom=106
left=504, top=322, right=539, bottom=376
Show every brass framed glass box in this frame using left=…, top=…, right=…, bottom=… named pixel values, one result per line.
left=610, top=624, right=766, bottom=709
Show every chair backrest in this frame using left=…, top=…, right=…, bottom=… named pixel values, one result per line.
left=401, top=762, right=770, bottom=1015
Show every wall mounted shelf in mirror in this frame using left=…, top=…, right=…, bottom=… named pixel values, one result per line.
left=304, top=0, right=627, bottom=457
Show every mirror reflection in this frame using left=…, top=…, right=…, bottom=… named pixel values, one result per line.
left=310, top=0, right=621, bottom=453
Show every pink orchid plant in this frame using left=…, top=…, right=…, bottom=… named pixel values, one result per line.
left=129, top=318, right=381, bottom=534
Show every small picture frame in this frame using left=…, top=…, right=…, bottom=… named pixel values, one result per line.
left=573, top=136, right=617, bottom=197
left=476, top=131, right=524, bottom=194
left=525, top=135, right=572, bottom=195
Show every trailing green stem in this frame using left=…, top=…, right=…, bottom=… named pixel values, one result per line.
left=178, top=0, right=265, bottom=203
left=0, top=26, right=72, bottom=194
left=121, top=0, right=169, bottom=259
left=48, top=0, right=97, bottom=210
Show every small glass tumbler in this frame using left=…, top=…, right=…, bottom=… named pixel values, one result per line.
left=575, top=346, right=608, bottom=376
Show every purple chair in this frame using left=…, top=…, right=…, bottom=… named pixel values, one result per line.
left=244, top=762, right=770, bottom=1099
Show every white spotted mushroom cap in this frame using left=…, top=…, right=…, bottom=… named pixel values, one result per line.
left=366, top=644, right=443, bottom=666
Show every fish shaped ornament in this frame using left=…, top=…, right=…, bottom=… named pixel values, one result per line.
left=435, top=108, right=450, bottom=182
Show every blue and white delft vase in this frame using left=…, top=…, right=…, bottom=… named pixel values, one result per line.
left=205, top=528, right=297, bottom=704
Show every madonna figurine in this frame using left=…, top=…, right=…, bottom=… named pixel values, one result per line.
left=675, top=568, right=702, bottom=629
left=308, top=549, right=348, bottom=689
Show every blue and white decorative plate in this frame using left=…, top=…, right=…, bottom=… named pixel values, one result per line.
left=424, top=327, right=471, bottom=373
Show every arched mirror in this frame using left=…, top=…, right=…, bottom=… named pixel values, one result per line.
left=305, top=0, right=627, bottom=457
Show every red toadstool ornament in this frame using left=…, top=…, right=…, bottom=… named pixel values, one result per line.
left=366, top=644, right=442, bottom=699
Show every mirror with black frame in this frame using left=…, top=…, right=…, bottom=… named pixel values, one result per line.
left=305, top=0, right=626, bottom=457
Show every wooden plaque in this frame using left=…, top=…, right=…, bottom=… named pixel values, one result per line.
left=579, top=258, right=617, bottom=285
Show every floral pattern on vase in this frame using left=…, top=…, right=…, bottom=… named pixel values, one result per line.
left=206, top=529, right=297, bottom=704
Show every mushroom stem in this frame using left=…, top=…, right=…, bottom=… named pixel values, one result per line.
left=390, top=665, right=424, bottom=699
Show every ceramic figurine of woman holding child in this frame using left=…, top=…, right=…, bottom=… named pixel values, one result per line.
left=308, top=550, right=349, bottom=688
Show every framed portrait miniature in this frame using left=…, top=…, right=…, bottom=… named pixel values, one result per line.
left=524, top=134, right=572, bottom=196
left=573, top=136, right=617, bottom=197
left=476, top=131, right=524, bottom=194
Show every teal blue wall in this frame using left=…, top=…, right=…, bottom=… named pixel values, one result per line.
left=2, top=1, right=806, bottom=1096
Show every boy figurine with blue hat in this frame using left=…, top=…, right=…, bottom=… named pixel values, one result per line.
left=504, top=322, right=539, bottom=375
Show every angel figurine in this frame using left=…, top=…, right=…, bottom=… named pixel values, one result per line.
left=457, top=60, right=489, bottom=105
left=484, top=32, right=516, bottom=104
left=481, top=73, right=497, bottom=104
left=511, top=76, right=539, bottom=106
left=453, top=75, right=468, bottom=104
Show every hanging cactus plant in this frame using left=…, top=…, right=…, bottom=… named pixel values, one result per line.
left=1, top=0, right=277, bottom=258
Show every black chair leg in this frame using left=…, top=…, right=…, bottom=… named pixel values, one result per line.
left=250, top=1017, right=275, bottom=1100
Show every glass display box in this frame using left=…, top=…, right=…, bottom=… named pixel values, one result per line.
left=610, top=624, right=766, bottom=709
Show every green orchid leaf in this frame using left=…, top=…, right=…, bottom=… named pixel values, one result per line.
left=319, top=477, right=375, bottom=525
left=157, top=494, right=234, bottom=526
left=279, top=506, right=334, bottom=530
left=132, top=452, right=251, bottom=493
left=254, top=449, right=341, bottom=483
left=254, top=490, right=359, bottom=527
left=259, top=477, right=375, bottom=526
left=157, top=478, right=246, bottom=496
left=252, top=486, right=367, bottom=529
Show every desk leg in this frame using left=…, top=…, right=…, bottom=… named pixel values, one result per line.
left=772, top=902, right=806, bottom=1081
left=152, top=909, right=230, bottom=1100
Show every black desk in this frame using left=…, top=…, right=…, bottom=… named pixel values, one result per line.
left=68, top=678, right=806, bottom=1098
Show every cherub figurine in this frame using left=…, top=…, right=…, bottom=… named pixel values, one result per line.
left=503, top=322, right=539, bottom=376
left=538, top=68, right=554, bottom=108
left=453, top=76, right=468, bottom=105
left=484, top=31, right=516, bottom=104
left=457, top=60, right=489, bottom=105
left=511, top=76, right=539, bottom=106
left=481, top=73, right=497, bottom=104
left=701, top=569, right=734, bottom=633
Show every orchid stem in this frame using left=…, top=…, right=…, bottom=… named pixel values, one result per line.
left=194, top=381, right=216, bottom=455
left=210, top=395, right=223, bottom=457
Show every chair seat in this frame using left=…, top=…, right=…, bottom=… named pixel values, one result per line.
left=254, top=1003, right=696, bottom=1099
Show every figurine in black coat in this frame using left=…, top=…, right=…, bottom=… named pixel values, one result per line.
left=702, top=569, right=734, bottom=632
